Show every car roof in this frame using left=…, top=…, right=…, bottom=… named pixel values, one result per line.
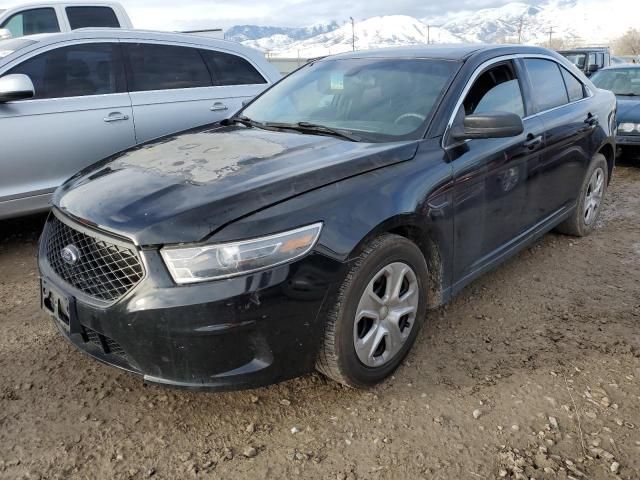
left=325, top=44, right=556, bottom=62
left=558, top=48, right=609, bottom=52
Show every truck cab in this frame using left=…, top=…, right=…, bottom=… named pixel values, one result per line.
left=558, top=47, right=611, bottom=77
left=0, top=1, right=132, bottom=39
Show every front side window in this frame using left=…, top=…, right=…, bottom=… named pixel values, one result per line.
left=241, top=58, right=459, bottom=142
left=524, top=59, right=568, bottom=112
left=8, top=43, right=124, bottom=99
left=560, top=67, right=586, bottom=102
left=200, top=49, right=266, bottom=86
left=66, top=6, right=120, bottom=30
left=124, top=43, right=212, bottom=92
left=0, top=8, right=60, bottom=38
left=463, top=62, right=525, bottom=118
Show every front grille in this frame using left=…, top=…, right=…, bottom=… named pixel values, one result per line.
left=43, top=215, right=144, bottom=302
left=83, top=325, right=128, bottom=360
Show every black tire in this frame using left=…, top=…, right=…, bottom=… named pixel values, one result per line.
left=555, top=154, right=608, bottom=237
left=316, top=234, right=428, bottom=388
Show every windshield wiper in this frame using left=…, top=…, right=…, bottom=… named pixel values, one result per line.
left=222, top=115, right=259, bottom=128
left=263, top=121, right=362, bottom=142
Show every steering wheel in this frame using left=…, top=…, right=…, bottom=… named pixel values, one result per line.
left=394, top=112, right=427, bottom=125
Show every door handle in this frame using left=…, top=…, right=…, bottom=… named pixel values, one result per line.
left=103, top=112, right=129, bottom=123
left=584, top=113, right=599, bottom=127
left=210, top=102, right=228, bottom=112
left=523, top=134, right=543, bottom=150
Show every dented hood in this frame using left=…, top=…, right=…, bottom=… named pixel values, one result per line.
left=54, top=125, right=419, bottom=245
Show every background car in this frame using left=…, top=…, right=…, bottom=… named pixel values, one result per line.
left=38, top=45, right=616, bottom=391
left=591, top=65, right=640, bottom=160
left=0, top=1, right=132, bottom=39
left=0, top=29, right=280, bottom=219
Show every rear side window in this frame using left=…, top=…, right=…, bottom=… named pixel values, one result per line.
left=464, top=62, right=525, bottom=118
left=0, top=8, right=60, bottom=37
left=560, top=67, right=586, bottom=102
left=124, top=43, right=212, bottom=92
left=9, top=43, right=125, bottom=99
left=66, top=7, right=120, bottom=30
left=200, top=49, right=266, bottom=86
left=524, top=59, right=568, bottom=112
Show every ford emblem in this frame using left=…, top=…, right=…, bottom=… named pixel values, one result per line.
left=61, top=245, right=80, bottom=265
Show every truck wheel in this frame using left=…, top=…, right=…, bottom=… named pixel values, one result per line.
left=316, top=234, right=428, bottom=388
left=556, top=154, right=608, bottom=237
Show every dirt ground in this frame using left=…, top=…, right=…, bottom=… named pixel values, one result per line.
left=1, top=163, right=639, bottom=480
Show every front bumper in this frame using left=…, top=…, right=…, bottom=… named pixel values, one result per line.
left=616, top=134, right=640, bottom=146
left=38, top=213, right=343, bottom=391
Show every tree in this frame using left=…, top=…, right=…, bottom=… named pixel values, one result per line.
left=613, top=28, right=640, bottom=56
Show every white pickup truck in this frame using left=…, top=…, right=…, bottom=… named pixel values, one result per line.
left=0, top=1, right=132, bottom=39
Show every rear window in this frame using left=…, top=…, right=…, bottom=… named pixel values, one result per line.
left=124, top=43, right=212, bottom=92
left=524, top=59, right=569, bottom=112
left=199, top=49, right=266, bottom=86
left=66, top=6, right=120, bottom=30
left=560, top=67, right=586, bottom=102
left=0, top=8, right=60, bottom=37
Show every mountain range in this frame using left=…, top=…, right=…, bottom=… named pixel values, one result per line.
left=224, top=0, right=636, bottom=58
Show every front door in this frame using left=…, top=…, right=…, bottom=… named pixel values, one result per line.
left=448, top=60, right=546, bottom=285
left=0, top=41, right=135, bottom=209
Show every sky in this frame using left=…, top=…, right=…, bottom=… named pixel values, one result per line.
left=116, top=0, right=548, bottom=31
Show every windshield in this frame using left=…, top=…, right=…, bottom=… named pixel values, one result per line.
left=0, top=38, right=36, bottom=59
left=241, top=57, right=459, bottom=142
left=561, top=53, right=587, bottom=69
left=591, top=68, right=640, bottom=96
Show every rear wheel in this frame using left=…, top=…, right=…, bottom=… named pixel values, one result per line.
left=316, top=234, right=428, bottom=388
left=556, top=154, right=608, bottom=237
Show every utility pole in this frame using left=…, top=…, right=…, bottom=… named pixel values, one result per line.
left=517, top=15, right=525, bottom=44
left=427, top=24, right=431, bottom=45
left=547, top=26, right=554, bottom=46
left=350, top=17, right=355, bottom=51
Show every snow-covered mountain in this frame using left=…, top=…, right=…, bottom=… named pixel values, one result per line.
left=242, top=16, right=462, bottom=58
left=228, top=0, right=640, bottom=58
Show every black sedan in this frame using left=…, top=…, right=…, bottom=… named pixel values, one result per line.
left=591, top=65, right=640, bottom=159
left=38, top=45, right=616, bottom=390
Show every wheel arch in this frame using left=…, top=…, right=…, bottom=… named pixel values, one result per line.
left=597, top=142, right=615, bottom=184
left=347, top=215, right=447, bottom=310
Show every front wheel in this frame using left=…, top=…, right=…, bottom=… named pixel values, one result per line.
left=556, top=154, right=608, bottom=237
left=316, top=234, right=428, bottom=388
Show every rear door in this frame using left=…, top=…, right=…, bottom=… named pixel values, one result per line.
left=521, top=58, right=594, bottom=220
left=122, top=42, right=268, bottom=143
left=0, top=41, right=135, bottom=205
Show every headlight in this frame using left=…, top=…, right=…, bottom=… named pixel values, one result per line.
left=161, top=223, right=323, bottom=284
left=618, top=122, right=640, bottom=133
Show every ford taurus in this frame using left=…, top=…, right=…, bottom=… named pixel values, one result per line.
left=38, top=45, right=616, bottom=390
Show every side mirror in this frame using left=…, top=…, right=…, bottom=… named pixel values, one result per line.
left=452, top=112, right=524, bottom=140
left=588, top=64, right=600, bottom=73
left=0, top=74, right=35, bottom=103
left=0, top=28, right=11, bottom=40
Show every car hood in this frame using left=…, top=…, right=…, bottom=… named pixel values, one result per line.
left=55, top=125, right=419, bottom=245
left=616, top=97, right=640, bottom=123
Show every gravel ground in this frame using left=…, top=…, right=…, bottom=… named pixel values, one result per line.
left=1, top=164, right=639, bottom=480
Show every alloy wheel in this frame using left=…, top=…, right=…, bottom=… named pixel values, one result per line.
left=584, top=167, right=605, bottom=226
left=353, top=262, right=419, bottom=367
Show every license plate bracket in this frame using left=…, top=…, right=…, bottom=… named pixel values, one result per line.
left=41, top=279, right=78, bottom=334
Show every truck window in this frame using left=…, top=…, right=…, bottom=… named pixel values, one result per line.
left=0, top=8, right=60, bottom=37
left=66, top=6, right=120, bottom=30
